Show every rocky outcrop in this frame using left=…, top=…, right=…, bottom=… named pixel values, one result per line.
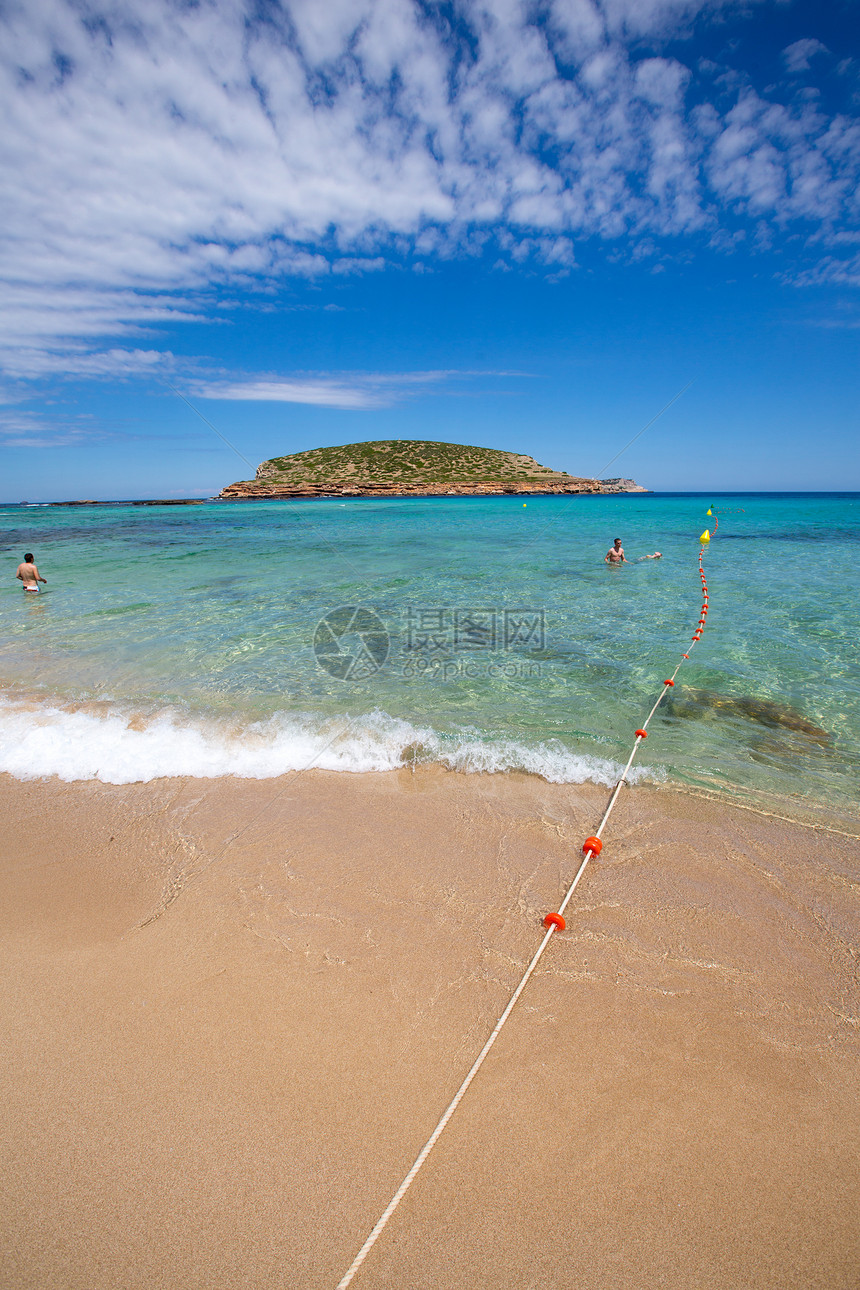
left=220, top=477, right=645, bottom=499
left=219, top=439, right=647, bottom=500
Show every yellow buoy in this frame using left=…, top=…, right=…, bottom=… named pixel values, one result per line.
left=700, top=530, right=710, bottom=543
left=523, top=503, right=527, bottom=507
left=706, top=508, right=712, bottom=516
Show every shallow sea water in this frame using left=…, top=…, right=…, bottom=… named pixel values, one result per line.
left=1, top=492, right=858, bottom=824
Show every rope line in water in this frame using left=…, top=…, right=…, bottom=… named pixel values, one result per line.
left=335, top=515, right=717, bottom=1289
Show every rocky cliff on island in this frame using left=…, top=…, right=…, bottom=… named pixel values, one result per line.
left=219, top=440, right=647, bottom=499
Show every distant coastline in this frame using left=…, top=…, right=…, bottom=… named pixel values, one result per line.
left=46, top=498, right=206, bottom=507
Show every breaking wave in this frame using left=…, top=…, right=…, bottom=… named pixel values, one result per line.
left=0, top=694, right=661, bottom=788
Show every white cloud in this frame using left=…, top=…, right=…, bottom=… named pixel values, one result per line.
left=4, top=345, right=170, bottom=381
left=191, top=368, right=518, bottom=409
left=0, top=0, right=858, bottom=381
left=194, top=377, right=395, bottom=410
left=791, top=253, right=860, bottom=288
left=706, top=89, right=860, bottom=225
left=783, top=39, right=829, bottom=74
left=0, top=409, right=101, bottom=448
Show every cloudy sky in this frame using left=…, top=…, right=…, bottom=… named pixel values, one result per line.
left=1, top=0, right=858, bottom=498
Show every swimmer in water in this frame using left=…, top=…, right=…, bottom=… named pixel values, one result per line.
left=637, top=551, right=662, bottom=561
left=605, top=538, right=627, bottom=565
left=16, top=552, right=47, bottom=592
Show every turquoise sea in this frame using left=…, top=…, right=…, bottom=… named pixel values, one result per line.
left=1, top=492, right=858, bottom=825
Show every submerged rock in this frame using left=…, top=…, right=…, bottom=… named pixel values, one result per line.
left=665, top=687, right=830, bottom=745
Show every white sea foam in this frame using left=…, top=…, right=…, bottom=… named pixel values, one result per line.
left=0, top=695, right=662, bottom=787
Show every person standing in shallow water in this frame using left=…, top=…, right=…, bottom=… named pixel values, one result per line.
left=16, top=553, right=47, bottom=592
left=605, top=537, right=628, bottom=565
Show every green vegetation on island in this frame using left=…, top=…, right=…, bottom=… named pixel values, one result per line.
left=220, top=439, right=645, bottom=498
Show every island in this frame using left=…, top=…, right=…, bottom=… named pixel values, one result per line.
left=219, top=440, right=647, bottom=499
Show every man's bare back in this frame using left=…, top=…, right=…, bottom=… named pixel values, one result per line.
left=16, top=555, right=46, bottom=591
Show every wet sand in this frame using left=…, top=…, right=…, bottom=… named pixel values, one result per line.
left=1, top=768, right=858, bottom=1289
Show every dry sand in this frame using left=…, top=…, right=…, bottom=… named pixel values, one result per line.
left=1, top=767, right=858, bottom=1289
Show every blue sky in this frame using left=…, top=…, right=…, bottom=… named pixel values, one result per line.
left=1, top=0, right=858, bottom=500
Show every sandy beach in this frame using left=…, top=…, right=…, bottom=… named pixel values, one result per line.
left=1, top=767, right=858, bottom=1289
